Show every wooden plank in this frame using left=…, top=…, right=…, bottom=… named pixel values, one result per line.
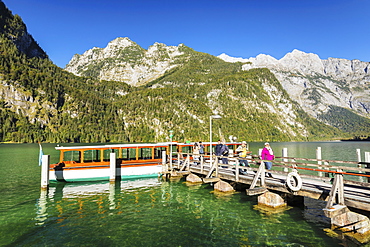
left=177, top=171, right=191, bottom=175
left=246, top=187, right=268, bottom=196
left=203, top=177, right=220, bottom=183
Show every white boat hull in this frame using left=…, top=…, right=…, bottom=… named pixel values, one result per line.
left=49, top=165, right=162, bottom=182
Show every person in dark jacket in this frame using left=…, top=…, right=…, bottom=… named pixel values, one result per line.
left=215, top=140, right=223, bottom=163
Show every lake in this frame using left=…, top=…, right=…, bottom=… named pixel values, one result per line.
left=1, top=141, right=369, bottom=246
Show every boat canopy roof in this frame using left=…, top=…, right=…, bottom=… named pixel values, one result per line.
left=55, top=142, right=242, bottom=151
left=55, top=142, right=175, bottom=151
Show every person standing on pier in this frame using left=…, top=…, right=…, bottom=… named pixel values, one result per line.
left=261, top=142, right=274, bottom=177
left=215, top=140, right=223, bottom=163
left=236, top=141, right=252, bottom=174
left=220, top=141, right=229, bottom=166
left=198, top=141, right=205, bottom=164
left=199, top=142, right=205, bottom=155
left=193, top=142, right=200, bottom=162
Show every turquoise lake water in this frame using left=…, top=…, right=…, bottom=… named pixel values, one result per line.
left=1, top=142, right=370, bottom=246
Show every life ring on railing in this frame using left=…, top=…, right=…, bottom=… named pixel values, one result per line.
left=286, top=170, right=302, bottom=192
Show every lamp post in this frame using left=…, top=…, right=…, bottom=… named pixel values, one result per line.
left=209, top=114, right=222, bottom=163
left=169, top=130, right=173, bottom=169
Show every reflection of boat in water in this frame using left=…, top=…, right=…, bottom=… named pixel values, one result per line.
left=49, top=142, right=242, bottom=183
left=48, top=178, right=162, bottom=199
left=35, top=177, right=162, bottom=226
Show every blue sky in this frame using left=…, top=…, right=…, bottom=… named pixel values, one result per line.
left=4, top=0, right=370, bottom=68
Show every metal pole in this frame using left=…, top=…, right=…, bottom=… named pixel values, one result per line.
left=210, top=116, right=212, bottom=164
left=169, top=130, right=173, bottom=170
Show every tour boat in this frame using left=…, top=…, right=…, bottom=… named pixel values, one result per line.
left=49, top=141, right=242, bottom=182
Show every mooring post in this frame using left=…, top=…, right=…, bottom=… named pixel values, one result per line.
left=161, top=150, right=167, bottom=173
left=41, top=154, right=50, bottom=190
left=316, top=147, right=322, bottom=177
left=110, top=151, right=116, bottom=183
left=282, top=148, right=288, bottom=172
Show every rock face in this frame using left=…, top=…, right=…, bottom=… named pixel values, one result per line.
left=65, top=37, right=185, bottom=86
left=219, top=50, right=370, bottom=119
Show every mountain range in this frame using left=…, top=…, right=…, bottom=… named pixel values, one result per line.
left=0, top=0, right=369, bottom=143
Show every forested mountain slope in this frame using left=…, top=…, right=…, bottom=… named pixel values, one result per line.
left=0, top=1, right=349, bottom=143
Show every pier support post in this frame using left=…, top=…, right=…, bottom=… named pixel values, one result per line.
left=186, top=173, right=203, bottom=183
left=258, top=191, right=287, bottom=208
left=214, top=180, right=234, bottom=192
left=41, top=155, right=50, bottom=190
left=110, top=152, right=116, bottom=183
left=326, top=171, right=345, bottom=209
left=250, top=161, right=266, bottom=189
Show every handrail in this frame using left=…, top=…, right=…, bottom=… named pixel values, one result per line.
left=172, top=152, right=370, bottom=179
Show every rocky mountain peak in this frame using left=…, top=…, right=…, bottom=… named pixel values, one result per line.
left=279, top=49, right=324, bottom=74
left=219, top=50, right=370, bottom=120
left=65, top=37, right=185, bottom=86
left=106, top=37, right=138, bottom=50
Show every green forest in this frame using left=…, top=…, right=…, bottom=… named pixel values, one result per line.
left=0, top=1, right=368, bottom=144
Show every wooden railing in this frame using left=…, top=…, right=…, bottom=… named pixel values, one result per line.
left=170, top=152, right=370, bottom=187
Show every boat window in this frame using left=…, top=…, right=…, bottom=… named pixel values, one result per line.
left=103, top=149, right=118, bottom=161
left=171, top=145, right=178, bottom=158
left=139, top=148, right=152, bottom=160
left=83, top=150, right=100, bottom=162
left=121, top=148, right=136, bottom=160
left=181, top=146, right=192, bottom=154
left=63, top=151, right=80, bottom=163
left=154, top=147, right=166, bottom=159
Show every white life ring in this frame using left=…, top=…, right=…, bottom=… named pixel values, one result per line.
left=286, top=170, right=302, bottom=192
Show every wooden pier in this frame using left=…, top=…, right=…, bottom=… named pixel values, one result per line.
left=162, top=151, right=370, bottom=244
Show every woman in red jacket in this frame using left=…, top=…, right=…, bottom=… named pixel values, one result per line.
left=261, top=142, right=274, bottom=177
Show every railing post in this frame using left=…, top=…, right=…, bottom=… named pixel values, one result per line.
left=41, top=155, right=50, bottom=190
left=365, top=152, right=370, bottom=183
left=282, top=148, right=288, bottom=172
left=235, top=158, right=239, bottom=181
left=356, top=149, right=365, bottom=182
left=316, top=147, right=322, bottom=177
left=215, top=157, right=219, bottom=177
left=200, top=155, right=204, bottom=173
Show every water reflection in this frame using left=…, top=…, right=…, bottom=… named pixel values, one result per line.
left=34, top=189, right=48, bottom=226
left=31, top=177, right=348, bottom=246
left=35, top=178, right=162, bottom=224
